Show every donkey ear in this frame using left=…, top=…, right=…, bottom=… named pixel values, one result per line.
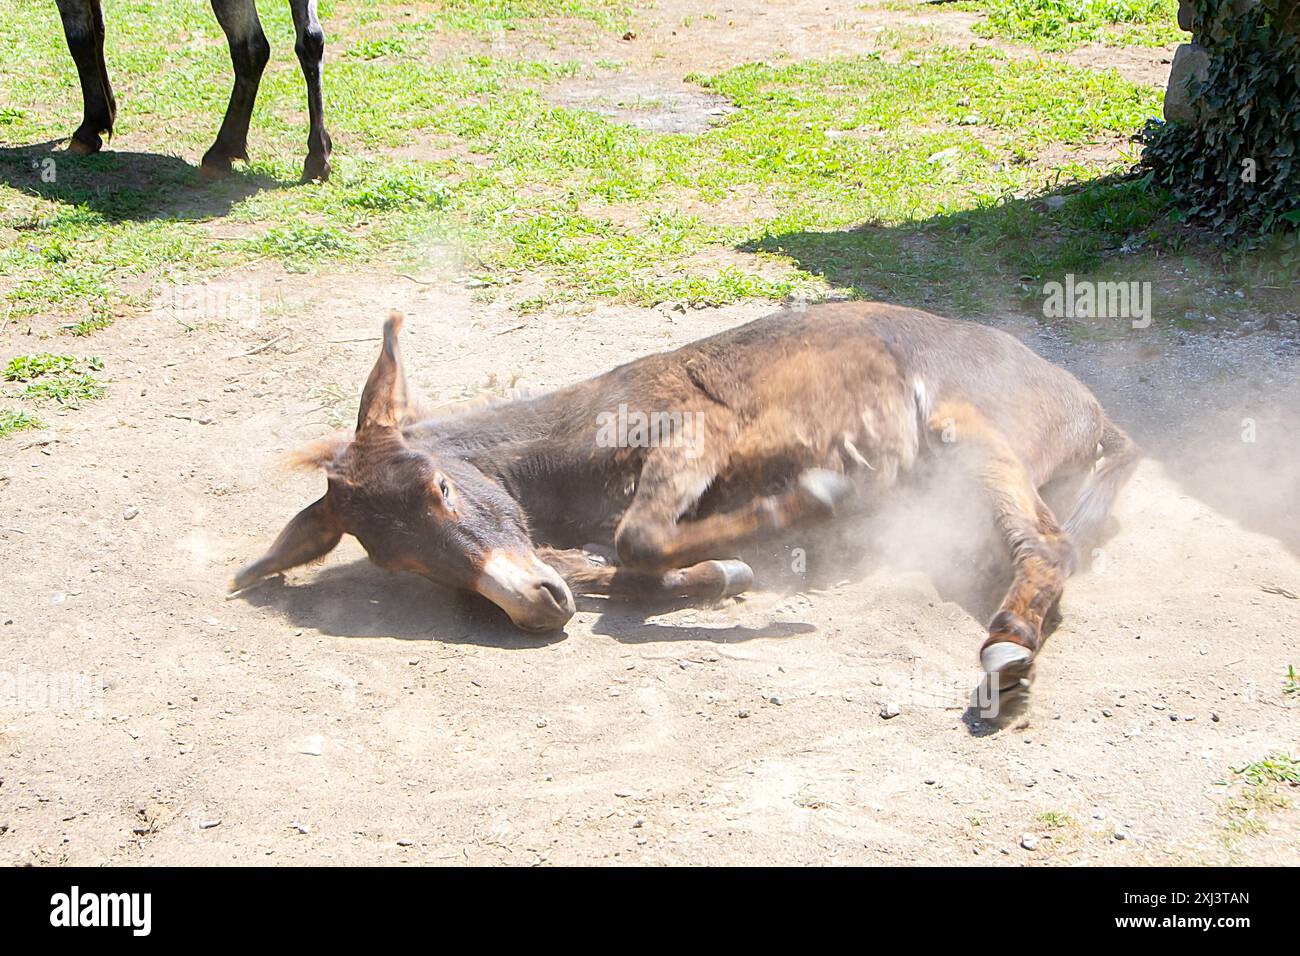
left=229, top=495, right=343, bottom=592
left=356, top=310, right=412, bottom=436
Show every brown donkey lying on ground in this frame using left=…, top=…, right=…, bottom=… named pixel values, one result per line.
left=233, top=303, right=1137, bottom=708
left=54, top=0, right=332, bottom=180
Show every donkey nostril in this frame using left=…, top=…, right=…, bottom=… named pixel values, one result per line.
left=538, top=578, right=568, bottom=610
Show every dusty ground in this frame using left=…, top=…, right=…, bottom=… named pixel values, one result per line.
left=2, top=2, right=1297, bottom=866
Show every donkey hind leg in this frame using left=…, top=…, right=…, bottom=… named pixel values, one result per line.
left=56, top=0, right=115, bottom=154
left=613, top=445, right=855, bottom=573
left=202, top=0, right=271, bottom=178
left=289, top=0, right=332, bottom=181
left=539, top=548, right=754, bottom=603
left=931, top=402, right=1076, bottom=711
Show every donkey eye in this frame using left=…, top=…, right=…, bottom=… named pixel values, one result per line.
left=438, top=478, right=451, bottom=499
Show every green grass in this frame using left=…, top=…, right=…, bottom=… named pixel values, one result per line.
left=1, top=0, right=1292, bottom=333
left=1234, top=753, right=1300, bottom=788
left=2, top=352, right=106, bottom=417
left=973, top=0, right=1183, bottom=51
left=1036, top=810, right=1076, bottom=829
left=1218, top=752, right=1296, bottom=850
left=0, top=406, right=43, bottom=438
left=1285, top=664, right=1298, bottom=697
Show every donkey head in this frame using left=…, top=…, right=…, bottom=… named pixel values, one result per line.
left=231, top=312, right=575, bottom=632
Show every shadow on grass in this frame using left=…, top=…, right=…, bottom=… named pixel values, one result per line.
left=0, top=139, right=289, bottom=222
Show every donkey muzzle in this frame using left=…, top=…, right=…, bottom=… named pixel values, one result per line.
left=476, top=550, right=576, bottom=632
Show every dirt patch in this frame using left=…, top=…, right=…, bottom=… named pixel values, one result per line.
left=544, top=76, right=737, bottom=134
left=3, top=257, right=1299, bottom=865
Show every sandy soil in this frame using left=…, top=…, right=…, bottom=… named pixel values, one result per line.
left=2, top=2, right=1297, bottom=867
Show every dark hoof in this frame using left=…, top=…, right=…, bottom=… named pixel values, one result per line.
left=68, top=134, right=101, bottom=155
left=302, top=153, right=331, bottom=182
left=704, top=559, right=754, bottom=599
left=797, top=468, right=855, bottom=515
left=200, top=155, right=236, bottom=180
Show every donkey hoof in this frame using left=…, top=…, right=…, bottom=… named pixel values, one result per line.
left=705, top=559, right=754, bottom=599
left=981, top=641, right=1034, bottom=691
left=797, top=468, right=854, bottom=515
left=200, top=157, right=234, bottom=181
left=302, top=153, right=332, bottom=183
left=67, top=135, right=99, bottom=156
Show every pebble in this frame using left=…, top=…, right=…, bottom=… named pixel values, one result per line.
left=122, top=506, right=140, bottom=520
left=767, top=695, right=784, bottom=706
left=879, top=702, right=901, bottom=720
left=198, top=819, right=221, bottom=830
left=737, top=709, right=750, bottom=718
left=396, top=838, right=413, bottom=847
left=1020, top=834, right=1039, bottom=851
left=1113, top=828, right=1129, bottom=841
left=535, top=717, right=548, bottom=728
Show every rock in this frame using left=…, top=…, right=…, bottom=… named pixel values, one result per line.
left=1164, top=43, right=1210, bottom=125
left=1113, top=828, right=1129, bottom=841
left=737, top=709, right=751, bottom=718
left=1020, top=834, right=1039, bottom=850
left=297, top=735, right=323, bottom=756
left=767, top=695, right=784, bottom=706
left=198, top=818, right=221, bottom=830
left=396, top=838, right=413, bottom=847
left=879, top=702, right=901, bottom=719
left=122, top=506, right=140, bottom=520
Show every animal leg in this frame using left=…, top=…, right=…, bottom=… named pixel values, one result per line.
left=289, top=0, right=332, bottom=181
left=202, top=0, right=271, bottom=178
left=614, top=448, right=855, bottom=571
left=931, top=401, right=1076, bottom=710
left=539, top=548, right=754, bottom=602
left=56, top=0, right=115, bottom=154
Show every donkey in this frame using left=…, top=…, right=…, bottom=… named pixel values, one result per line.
left=233, top=303, right=1137, bottom=706
left=54, top=0, right=332, bottom=181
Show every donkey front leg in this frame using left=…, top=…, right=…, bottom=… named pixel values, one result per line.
left=539, top=547, right=754, bottom=602
left=932, top=401, right=1076, bottom=709
left=614, top=447, right=854, bottom=572
left=56, top=0, right=115, bottom=154
left=202, top=0, right=271, bottom=178
left=289, top=0, right=332, bottom=181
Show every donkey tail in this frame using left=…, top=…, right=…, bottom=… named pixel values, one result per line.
left=1063, top=416, right=1139, bottom=545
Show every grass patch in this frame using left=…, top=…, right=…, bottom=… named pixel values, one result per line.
left=1285, top=664, right=1298, bottom=698
left=21, top=372, right=106, bottom=407
left=973, top=0, right=1183, bottom=51
left=1234, top=753, right=1300, bottom=788
left=0, top=406, right=42, bottom=438
left=3, top=0, right=1291, bottom=326
left=1036, top=810, right=1076, bottom=829
left=1219, top=752, right=1297, bottom=849
left=1, top=0, right=1171, bottom=319
left=3, top=352, right=106, bottom=410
